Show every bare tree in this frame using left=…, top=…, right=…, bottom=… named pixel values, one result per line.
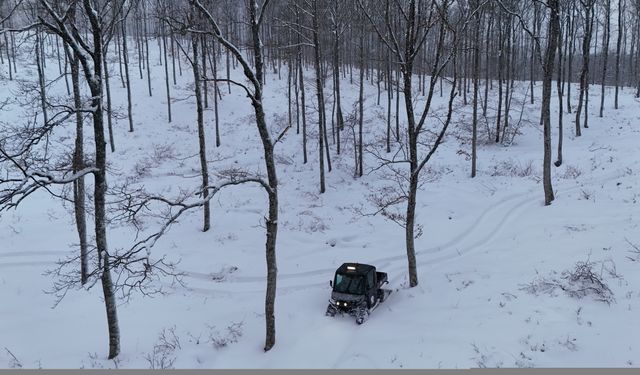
left=359, top=0, right=466, bottom=287
left=191, top=0, right=282, bottom=352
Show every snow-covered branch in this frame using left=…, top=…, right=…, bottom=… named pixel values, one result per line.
left=0, top=166, right=98, bottom=211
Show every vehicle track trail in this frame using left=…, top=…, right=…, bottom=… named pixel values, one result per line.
left=173, top=183, right=542, bottom=295
left=173, top=165, right=631, bottom=296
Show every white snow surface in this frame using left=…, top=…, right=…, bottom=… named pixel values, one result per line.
left=1, top=38, right=640, bottom=369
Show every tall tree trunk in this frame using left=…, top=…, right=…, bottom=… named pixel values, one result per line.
left=541, top=0, right=560, bottom=206
left=496, top=14, right=503, bottom=143
left=4, top=31, right=13, bottom=81
left=143, top=0, right=152, bottom=97
left=201, top=35, right=208, bottom=108
left=530, top=4, right=538, bottom=105
left=297, top=30, right=308, bottom=164
left=116, top=20, right=125, bottom=88
left=555, top=11, right=565, bottom=168
left=599, top=0, right=611, bottom=117
left=567, top=5, right=576, bottom=114
left=192, top=35, right=210, bottom=232
left=503, top=18, right=512, bottom=140
left=333, top=8, right=344, bottom=155
left=471, top=5, right=480, bottom=178
left=170, top=28, right=177, bottom=85
left=386, top=48, right=392, bottom=153
left=636, top=11, right=640, bottom=97
left=86, top=4, right=120, bottom=359
left=122, top=21, right=135, bottom=132
left=614, top=0, right=624, bottom=109
left=575, top=1, right=594, bottom=135
left=162, top=21, right=172, bottom=122
left=35, top=29, right=49, bottom=126
left=358, top=26, right=364, bottom=178
left=312, top=0, right=326, bottom=193
left=483, top=10, right=492, bottom=118
left=67, top=46, right=88, bottom=285
left=212, top=38, right=220, bottom=147
left=103, top=43, right=116, bottom=152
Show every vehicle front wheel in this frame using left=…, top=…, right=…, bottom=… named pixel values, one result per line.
left=355, top=307, right=368, bottom=325
left=326, top=304, right=337, bottom=317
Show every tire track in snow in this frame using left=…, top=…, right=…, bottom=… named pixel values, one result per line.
left=0, top=251, right=67, bottom=269
left=175, top=165, right=631, bottom=296
left=173, top=184, right=540, bottom=295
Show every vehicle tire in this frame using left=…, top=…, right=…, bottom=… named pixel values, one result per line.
left=369, top=295, right=376, bottom=308
left=377, top=289, right=385, bottom=303
left=326, top=304, right=337, bottom=317
left=355, top=307, right=368, bottom=325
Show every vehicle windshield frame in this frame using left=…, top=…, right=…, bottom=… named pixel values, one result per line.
left=333, top=272, right=365, bottom=295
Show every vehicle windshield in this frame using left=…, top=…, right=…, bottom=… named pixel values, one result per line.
left=333, top=273, right=365, bottom=295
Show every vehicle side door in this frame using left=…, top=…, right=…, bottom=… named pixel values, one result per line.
left=365, top=269, right=376, bottom=307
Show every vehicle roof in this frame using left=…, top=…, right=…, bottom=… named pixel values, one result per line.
left=336, top=263, right=375, bottom=276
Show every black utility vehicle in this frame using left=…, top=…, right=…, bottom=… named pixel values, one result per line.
left=325, top=263, right=392, bottom=324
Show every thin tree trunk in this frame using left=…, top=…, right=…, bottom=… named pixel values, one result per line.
left=116, top=21, right=125, bottom=88
left=68, top=46, right=88, bottom=286
left=201, top=35, right=208, bottom=108
left=358, top=27, right=364, bottom=178
left=162, top=22, right=172, bottom=122
left=35, top=30, right=49, bottom=126
left=575, top=1, right=594, bottom=134
left=143, top=0, right=152, bottom=97
left=122, top=21, right=134, bottom=132
left=496, top=15, right=503, bottom=143
left=555, top=11, right=565, bottom=167
left=86, top=7, right=120, bottom=359
left=471, top=6, right=480, bottom=178
left=298, top=47, right=308, bottom=164
left=614, top=0, right=624, bottom=109
left=170, top=28, right=177, bottom=85
left=4, top=31, right=13, bottom=81
left=542, top=0, right=560, bottom=206
left=312, top=0, right=326, bottom=193
left=386, top=48, right=392, bottom=153
left=192, top=35, right=210, bottom=232
left=599, top=0, right=611, bottom=117
left=333, top=10, right=344, bottom=155
left=103, top=43, right=116, bottom=152
left=212, top=38, right=220, bottom=146
left=567, top=6, right=576, bottom=114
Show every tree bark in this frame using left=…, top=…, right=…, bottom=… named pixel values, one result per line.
left=358, top=24, right=364, bottom=178
left=122, top=21, right=135, bottom=132
left=575, top=0, right=594, bottom=135
left=471, top=4, right=480, bottom=178
left=67, top=45, right=89, bottom=285
left=312, top=0, right=327, bottom=193
left=102, top=43, right=116, bottom=152
left=162, top=21, right=172, bottom=122
left=614, top=0, right=624, bottom=109
left=191, top=35, right=210, bottom=232
left=541, top=0, right=560, bottom=206
left=599, top=0, right=611, bottom=117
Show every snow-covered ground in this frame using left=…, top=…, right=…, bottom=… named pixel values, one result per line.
left=1, top=37, right=640, bottom=369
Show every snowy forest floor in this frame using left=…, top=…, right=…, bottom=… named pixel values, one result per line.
left=1, top=38, right=640, bottom=369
